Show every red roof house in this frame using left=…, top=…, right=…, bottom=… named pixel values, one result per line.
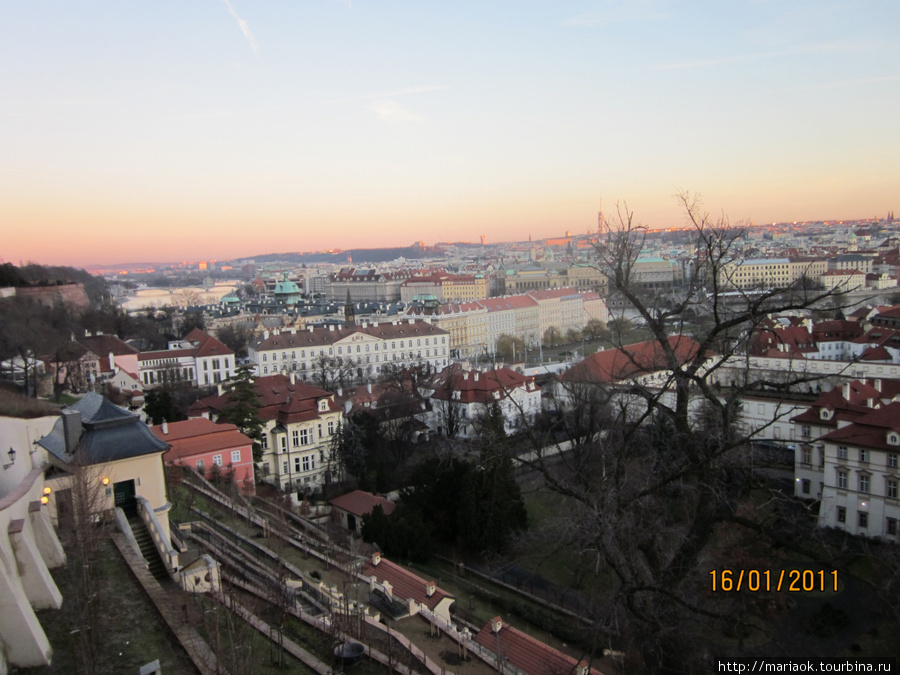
left=152, top=418, right=256, bottom=494
left=473, top=616, right=604, bottom=675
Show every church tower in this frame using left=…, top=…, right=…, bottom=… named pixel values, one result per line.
left=344, top=288, right=355, bottom=326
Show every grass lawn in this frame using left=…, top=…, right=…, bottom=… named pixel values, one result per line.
left=21, top=538, right=197, bottom=675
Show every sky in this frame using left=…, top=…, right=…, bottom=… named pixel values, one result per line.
left=2, top=1, right=898, bottom=266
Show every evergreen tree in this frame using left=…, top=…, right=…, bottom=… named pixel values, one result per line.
left=459, top=447, right=528, bottom=554
left=218, top=365, right=265, bottom=463
left=144, top=389, right=178, bottom=424
left=329, top=418, right=367, bottom=482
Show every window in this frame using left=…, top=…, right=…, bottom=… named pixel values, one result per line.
left=888, top=479, right=898, bottom=500
left=801, top=447, right=811, bottom=465
left=860, top=474, right=870, bottom=493
left=801, top=479, right=810, bottom=495
left=888, top=518, right=898, bottom=536
left=294, top=457, right=302, bottom=472
left=837, top=506, right=846, bottom=523
left=860, top=449, right=869, bottom=463
left=802, top=425, right=811, bottom=437
left=280, top=436, right=287, bottom=452
left=858, top=511, right=868, bottom=528
left=327, top=420, right=335, bottom=435
left=260, top=434, right=268, bottom=449
left=212, top=454, right=223, bottom=466
left=196, top=459, right=205, bottom=472
left=300, top=428, right=310, bottom=445
left=282, top=461, right=288, bottom=474
left=302, top=455, right=312, bottom=471
left=231, top=450, right=241, bottom=463
left=890, top=453, right=899, bottom=469
left=838, top=446, right=848, bottom=460
left=292, top=430, right=300, bottom=447
left=837, top=470, right=848, bottom=489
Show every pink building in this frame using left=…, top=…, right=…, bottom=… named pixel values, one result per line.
left=151, top=418, right=255, bottom=494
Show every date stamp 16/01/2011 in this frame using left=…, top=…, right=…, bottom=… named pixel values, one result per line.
left=709, top=569, right=839, bottom=593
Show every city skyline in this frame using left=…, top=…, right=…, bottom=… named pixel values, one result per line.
left=2, top=1, right=898, bottom=267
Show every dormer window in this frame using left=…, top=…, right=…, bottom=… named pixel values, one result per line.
left=318, top=399, right=329, bottom=412
left=820, top=409, right=832, bottom=421
left=888, top=432, right=900, bottom=447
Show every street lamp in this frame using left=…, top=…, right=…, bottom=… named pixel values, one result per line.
left=3, top=448, right=15, bottom=470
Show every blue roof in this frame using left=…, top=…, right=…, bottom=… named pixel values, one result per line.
left=38, top=393, right=168, bottom=465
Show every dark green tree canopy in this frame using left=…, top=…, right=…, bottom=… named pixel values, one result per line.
left=218, top=365, right=265, bottom=462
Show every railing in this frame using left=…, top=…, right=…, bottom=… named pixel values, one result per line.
left=136, top=495, right=179, bottom=579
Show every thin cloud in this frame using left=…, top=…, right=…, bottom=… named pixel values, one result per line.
left=221, top=0, right=259, bottom=55
left=656, top=41, right=867, bottom=70
left=367, top=100, right=420, bottom=122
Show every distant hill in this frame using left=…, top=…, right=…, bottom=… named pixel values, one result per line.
left=249, top=245, right=446, bottom=265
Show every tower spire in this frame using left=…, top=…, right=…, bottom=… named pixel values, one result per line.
left=345, top=288, right=355, bottom=326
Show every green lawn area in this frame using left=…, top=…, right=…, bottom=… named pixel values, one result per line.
left=22, top=539, right=197, bottom=675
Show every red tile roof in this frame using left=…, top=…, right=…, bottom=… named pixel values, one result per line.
left=819, top=401, right=900, bottom=451
left=79, top=334, right=140, bottom=356
left=193, top=373, right=337, bottom=422
left=430, top=367, right=537, bottom=404
left=791, top=381, right=884, bottom=426
left=477, top=296, right=539, bottom=312
left=361, top=555, right=452, bottom=612
left=561, top=336, right=704, bottom=384
left=151, top=418, right=253, bottom=462
left=473, top=617, right=603, bottom=675
left=184, top=327, right=233, bottom=358
left=330, top=490, right=396, bottom=517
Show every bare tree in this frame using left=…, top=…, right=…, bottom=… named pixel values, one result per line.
left=55, top=455, right=114, bottom=674
left=516, top=194, right=850, bottom=671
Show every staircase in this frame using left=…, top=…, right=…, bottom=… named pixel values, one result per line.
left=128, top=514, right=169, bottom=581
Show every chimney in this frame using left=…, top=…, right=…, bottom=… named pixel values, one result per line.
left=217, top=383, right=224, bottom=396
left=383, top=580, right=392, bottom=598
left=108, top=351, right=115, bottom=371
left=345, top=401, right=353, bottom=414
left=329, top=324, right=335, bottom=331
left=61, top=409, right=83, bottom=454
left=372, top=551, right=382, bottom=566
left=162, top=420, right=169, bottom=435
left=337, top=387, right=343, bottom=396
left=875, top=378, right=883, bottom=392
left=426, top=580, right=436, bottom=597
left=367, top=383, right=372, bottom=394
left=290, top=372, right=296, bottom=385
left=491, top=616, right=503, bottom=633
left=473, top=372, right=479, bottom=382
left=576, top=661, right=589, bottom=675
left=308, top=325, right=314, bottom=332
left=263, top=330, right=270, bottom=339
left=842, top=383, right=851, bottom=400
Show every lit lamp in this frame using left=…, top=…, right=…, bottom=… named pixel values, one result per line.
left=2, top=448, right=15, bottom=470
left=41, top=495, right=50, bottom=505
left=102, top=477, right=110, bottom=485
